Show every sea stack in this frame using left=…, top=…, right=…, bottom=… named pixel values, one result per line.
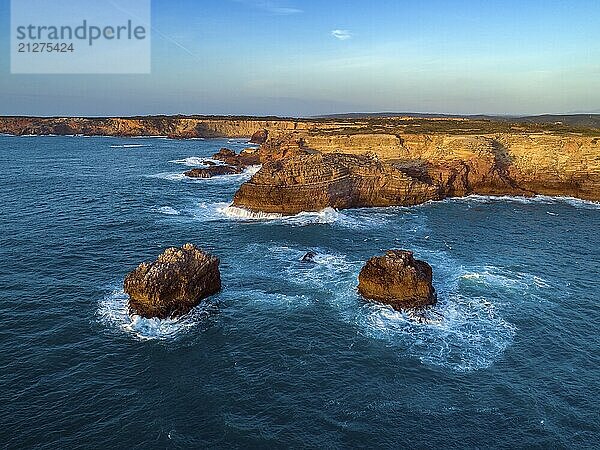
left=124, top=244, right=221, bottom=319
left=358, top=250, right=437, bottom=310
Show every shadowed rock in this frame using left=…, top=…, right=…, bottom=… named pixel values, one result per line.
left=250, top=129, right=268, bottom=144
left=185, top=165, right=242, bottom=178
left=301, top=251, right=318, bottom=263
left=358, top=250, right=437, bottom=310
left=124, top=244, right=221, bottom=319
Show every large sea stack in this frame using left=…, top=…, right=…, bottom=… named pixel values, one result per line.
left=124, top=244, right=221, bottom=319
left=232, top=152, right=440, bottom=214
left=358, top=250, right=437, bottom=310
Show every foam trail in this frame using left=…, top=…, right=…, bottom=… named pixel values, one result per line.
left=446, top=194, right=600, bottom=210
left=154, top=206, right=180, bottom=216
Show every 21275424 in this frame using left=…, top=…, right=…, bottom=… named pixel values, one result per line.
left=17, top=43, right=74, bottom=53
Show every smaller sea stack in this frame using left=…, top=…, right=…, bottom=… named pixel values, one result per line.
left=358, top=250, right=436, bottom=310
left=124, top=244, right=221, bottom=319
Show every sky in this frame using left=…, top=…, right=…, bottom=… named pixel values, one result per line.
left=1, top=0, right=599, bottom=117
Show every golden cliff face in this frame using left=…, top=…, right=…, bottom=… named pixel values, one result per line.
left=232, top=129, right=600, bottom=213
left=276, top=131, right=600, bottom=201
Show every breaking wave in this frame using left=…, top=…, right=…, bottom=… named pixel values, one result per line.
left=220, top=206, right=343, bottom=226
left=148, top=165, right=261, bottom=184
left=169, top=157, right=224, bottom=167
left=258, top=244, right=547, bottom=372
left=98, top=289, right=217, bottom=341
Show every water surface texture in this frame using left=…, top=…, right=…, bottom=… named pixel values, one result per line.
left=1, top=136, right=599, bottom=448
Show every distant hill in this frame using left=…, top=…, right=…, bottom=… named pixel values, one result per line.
left=316, top=112, right=600, bottom=129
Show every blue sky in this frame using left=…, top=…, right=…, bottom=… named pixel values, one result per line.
left=1, top=0, right=599, bottom=116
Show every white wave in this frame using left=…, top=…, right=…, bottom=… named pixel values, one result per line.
left=169, top=157, right=223, bottom=167
left=110, top=144, right=147, bottom=148
left=98, top=289, right=217, bottom=341
left=459, top=266, right=551, bottom=291
left=447, top=194, right=600, bottom=210
left=357, top=293, right=516, bottom=373
left=221, top=206, right=283, bottom=220
left=220, top=205, right=343, bottom=226
left=149, top=172, right=187, bottom=181
left=150, top=165, right=261, bottom=184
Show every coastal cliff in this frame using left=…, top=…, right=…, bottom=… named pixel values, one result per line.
left=232, top=131, right=600, bottom=213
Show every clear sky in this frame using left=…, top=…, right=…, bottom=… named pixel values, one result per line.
left=1, top=0, right=599, bottom=116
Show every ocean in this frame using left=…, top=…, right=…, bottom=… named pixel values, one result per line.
left=1, top=136, right=599, bottom=448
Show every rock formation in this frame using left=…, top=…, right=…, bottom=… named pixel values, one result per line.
left=184, top=165, right=242, bottom=178
left=358, top=250, right=437, bottom=310
left=232, top=152, right=440, bottom=214
left=230, top=130, right=600, bottom=213
left=212, top=147, right=261, bottom=167
left=250, top=129, right=268, bottom=144
left=184, top=148, right=261, bottom=179
left=301, top=251, right=318, bottom=263
left=1, top=115, right=598, bottom=207
left=124, top=244, right=221, bottom=319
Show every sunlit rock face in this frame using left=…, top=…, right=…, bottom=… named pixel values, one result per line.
left=358, top=250, right=437, bottom=310
left=124, top=244, right=221, bottom=319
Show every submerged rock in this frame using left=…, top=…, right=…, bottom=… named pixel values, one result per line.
left=184, top=165, right=242, bottom=178
left=124, top=243, right=221, bottom=319
left=301, top=251, right=318, bottom=263
left=358, top=250, right=437, bottom=310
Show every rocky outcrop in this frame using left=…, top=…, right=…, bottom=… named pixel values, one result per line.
left=250, top=129, right=268, bottom=144
left=232, top=152, right=440, bottom=214
left=185, top=165, right=242, bottom=178
left=183, top=148, right=261, bottom=179
left=124, top=244, right=221, bottom=319
left=358, top=250, right=437, bottom=310
left=301, top=251, right=317, bottom=263
left=212, top=147, right=261, bottom=167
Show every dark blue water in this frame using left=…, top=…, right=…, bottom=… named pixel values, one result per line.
left=1, top=136, right=599, bottom=448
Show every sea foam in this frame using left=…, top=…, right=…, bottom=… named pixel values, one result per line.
left=98, top=289, right=217, bottom=341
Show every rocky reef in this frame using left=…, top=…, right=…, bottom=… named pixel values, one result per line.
left=358, top=250, right=437, bottom=310
left=184, top=147, right=260, bottom=179
left=124, top=244, right=221, bottom=319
